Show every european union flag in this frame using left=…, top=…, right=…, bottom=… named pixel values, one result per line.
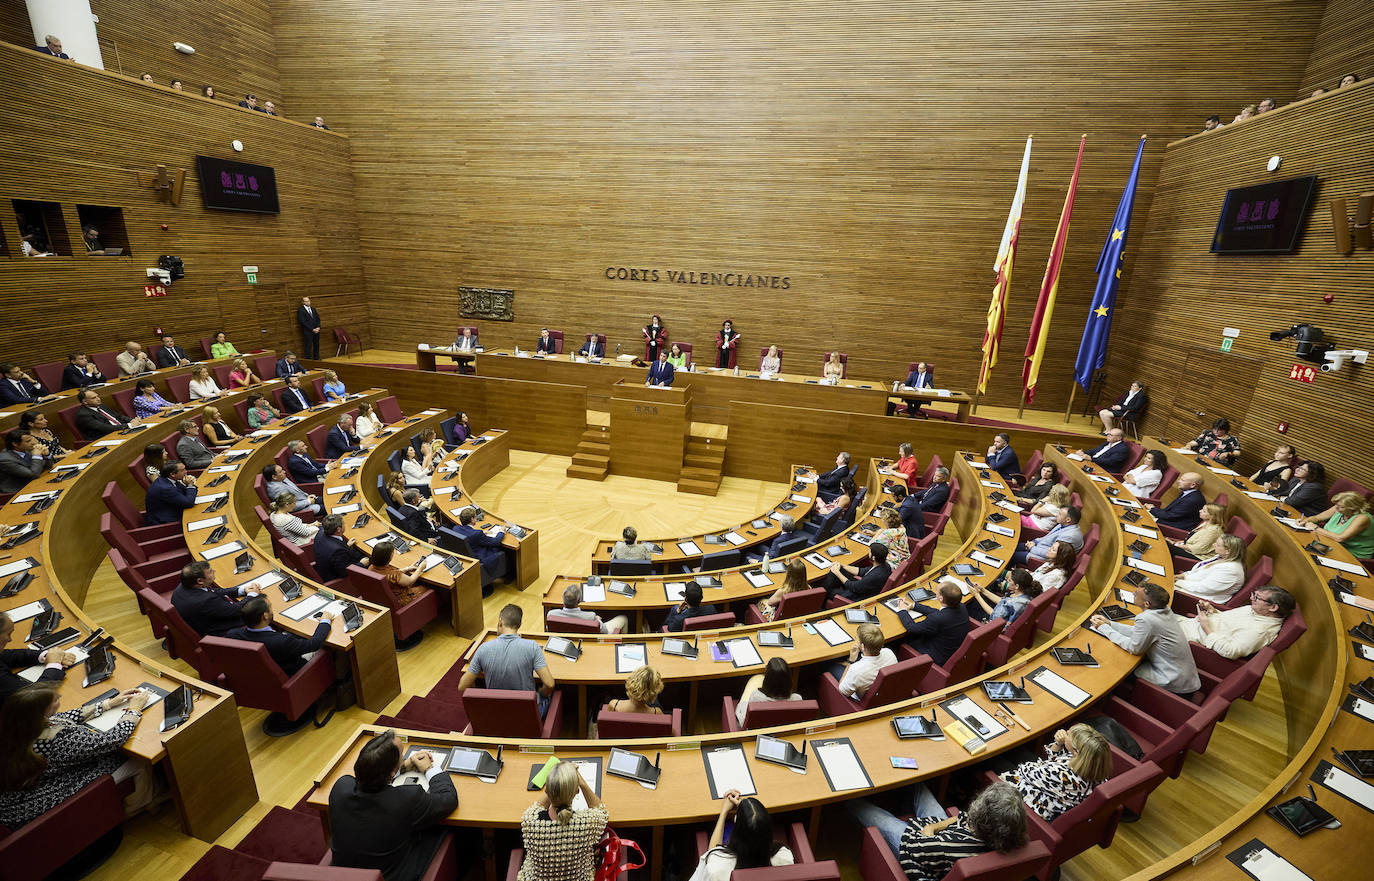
left=1074, top=137, right=1146, bottom=391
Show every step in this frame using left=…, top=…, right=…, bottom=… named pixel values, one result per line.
left=566, top=464, right=608, bottom=481
left=572, top=451, right=610, bottom=468
left=677, top=477, right=720, bottom=496
left=679, top=465, right=721, bottom=482
left=686, top=437, right=724, bottom=453
left=580, top=440, right=611, bottom=455
left=684, top=452, right=722, bottom=469
left=581, top=428, right=610, bottom=443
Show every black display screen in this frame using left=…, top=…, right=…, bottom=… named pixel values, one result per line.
left=196, top=156, right=280, bottom=214
left=1211, top=175, right=1317, bottom=254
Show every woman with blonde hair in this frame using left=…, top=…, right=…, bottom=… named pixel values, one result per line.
left=321, top=369, right=346, bottom=401
left=822, top=351, right=843, bottom=382
left=187, top=365, right=222, bottom=399
left=1174, top=533, right=1246, bottom=603
left=756, top=559, right=808, bottom=622
left=1000, top=723, right=1112, bottom=820
left=605, top=666, right=664, bottom=715
left=872, top=507, right=910, bottom=566
left=1167, top=503, right=1225, bottom=560
left=201, top=405, right=241, bottom=447
left=227, top=357, right=261, bottom=388
left=383, top=470, right=407, bottom=507
left=1023, top=483, right=1070, bottom=532
left=270, top=491, right=318, bottom=546
left=518, top=760, right=608, bottom=881
left=1302, top=491, right=1374, bottom=559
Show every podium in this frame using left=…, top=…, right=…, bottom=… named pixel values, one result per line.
left=609, top=380, right=691, bottom=481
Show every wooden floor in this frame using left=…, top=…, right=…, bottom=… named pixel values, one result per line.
left=75, top=356, right=1288, bottom=881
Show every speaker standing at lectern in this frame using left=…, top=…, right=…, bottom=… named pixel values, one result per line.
left=647, top=350, right=675, bottom=387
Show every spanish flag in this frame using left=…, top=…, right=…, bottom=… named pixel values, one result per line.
left=978, top=137, right=1032, bottom=396
left=1022, top=136, right=1086, bottom=405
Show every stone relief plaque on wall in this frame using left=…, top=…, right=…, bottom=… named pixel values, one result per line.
left=458, top=286, right=514, bottom=321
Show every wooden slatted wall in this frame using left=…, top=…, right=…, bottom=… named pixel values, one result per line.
left=1300, top=0, right=1374, bottom=97
left=265, top=0, right=1327, bottom=408
left=1107, top=80, right=1374, bottom=489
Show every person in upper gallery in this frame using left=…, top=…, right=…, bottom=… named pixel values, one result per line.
left=280, top=374, right=314, bottom=414
left=889, top=484, right=927, bottom=541
left=171, top=561, right=253, bottom=637
left=1149, top=471, right=1206, bottom=530
left=327, top=729, right=457, bottom=881
left=226, top=596, right=333, bottom=676
left=547, top=584, right=628, bottom=635
left=662, top=581, right=720, bottom=632
left=822, top=351, right=844, bottom=382
left=1183, top=417, right=1240, bottom=466
left=816, top=451, right=852, bottom=502
left=517, top=759, right=607, bottom=881
left=642, top=314, right=667, bottom=361
left=263, top=100, right=278, bottom=116
left=320, top=369, right=346, bottom=401
left=168, top=79, right=183, bottom=91
left=1016, top=461, right=1061, bottom=504
left=813, top=476, right=855, bottom=519
left=1174, top=534, right=1246, bottom=604
left=576, top=334, right=604, bottom=358
left=0, top=429, right=53, bottom=493
left=1, top=612, right=78, bottom=705
left=18, top=412, right=67, bottom=460
left=82, top=225, right=103, bottom=252
left=535, top=327, right=557, bottom=354
left=245, top=393, right=280, bottom=429
left=824, top=542, right=892, bottom=603
left=60, top=352, right=105, bottom=390
left=210, top=331, right=240, bottom=360
left=985, top=432, right=1021, bottom=483
left=893, top=581, right=970, bottom=667
left=19, top=234, right=52, bottom=257
left=264, top=463, right=320, bottom=515
left=1011, top=506, right=1084, bottom=567
left=1202, top=115, right=1221, bottom=131
left=1022, top=483, right=1070, bottom=533
left=872, top=508, right=911, bottom=566
left=1030, top=541, right=1076, bottom=593
left=238, top=93, right=260, bottom=111
left=1092, top=582, right=1200, bottom=695
left=1276, top=461, right=1329, bottom=518
left=733, top=657, right=803, bottom=726
left=312, top=116, right=330, bottom=130
left=155, top=334, right=191, bottom=368
left=666, top=343, right=689, bottom=369
left=1076, top=427, right=1132, bottom=473
left=1255, top=96, right=1277, bottom=114
left=1097, top=380, right=1148, bottom=432
left=1180, top=586, right=1295, bottom=660
left=367, top=541, right=431, bottom=605
left=646, top=349, right=674, bottom=387
left=326, top=413, right=364, bottom=458
left=140, top=73, right=153, bottom=83
left=1339, top=73, right=1360, bottom=88
left=715, top=319, right=740, bottom=368
left=33, top=35, right=70, bottom=59
left=145, top=461, right=198, bottom=526
left=453, top=506, right=508, bottom=581
left=175, top=420, right=214, bottom=470
left=1310, top=87, right=1326, bottom=98
left=73, top=389, right=138, bottom=438
left=1250, top=444, right=1297, bottom=493
left=1300, top=491, right=1374, bottom=560
left=353, top=402, right=383, bottom=440
left=754, top=559, right=808, bottom=622
left=458, top=604, right=555, bottom=711
left=201, top=405, right=241, bottom=447
left=1122, top=449, right=1167, bottom=499
left=395, top=489, right=438, bottom=541
left=610, top=526, right=653, bottom=561
left=998, top=723, right=1113, bottom=821
left=116, top=341, right=156, bottom=378
left=0, top=364, right=49, bottom=405
left=759, top=345, right=781, bottom=375
left=883, top=442, right=921, bottom=489
left=270, top=491, right=319, bottom=547
left=131, top=380, right=174, bottom=420
left=1232, top=104, right=1255, bottom=123
left=313, top=514, right=370, bottom=582
left=276, top=351, right=307, bottom=379
left=1167, top=502, right=1226, bottom=561
left=201, top=85, right=216, bottom=99
left=297, top=297, right=322, bottom=359
left=186, top=365, right=222, bottom=400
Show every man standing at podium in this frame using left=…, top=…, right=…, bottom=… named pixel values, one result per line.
left=646, top=349, right=675, bottom=387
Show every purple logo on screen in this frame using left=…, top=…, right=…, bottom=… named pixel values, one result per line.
left=221, top=171, right=232, bottom=187
left=1267, top=199, right=1281, bottom=220
left=1236, top=201, right=1251, bottom=223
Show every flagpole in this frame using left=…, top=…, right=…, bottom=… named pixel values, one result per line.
left=1064, top=385, right=1077, bottom=422
left=1016, top=386, right=1028, bottom=419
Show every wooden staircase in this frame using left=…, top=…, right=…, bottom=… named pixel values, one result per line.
left=566, top=424, right=610, bottom=481
left=678, top=434, right=723, bottom=495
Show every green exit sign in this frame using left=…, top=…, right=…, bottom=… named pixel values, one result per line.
left=1220, top=337, right=1233, bottom=353
left=246, top=273, right=257, bottom=284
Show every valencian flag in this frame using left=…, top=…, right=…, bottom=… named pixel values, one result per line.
left=1022, top=136, right=1086, bottom=404
left=1073, top=136, right=1146, bottom=392
left=977, top=137, right=1032, bottom=395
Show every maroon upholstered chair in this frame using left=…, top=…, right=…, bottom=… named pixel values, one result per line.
left=985, top=590, right=1055, bottom=668
left=821, top=351, right=848, bottom=378
left=915, top=454, right=943, bottom=488
left=199, top=337, right=215, bottom=359
left=1038, top=557, right=1089, bottom=635
left=90, top=350, right=120, bottom=380
left=671, top=341, right=694, bottom=367
left=696, top=820, right=815, bottom=865
left=232, top=805, right=330, bottom=864
left=744, top=587, right=826, bottom=624
left=1025, top=761, right=1165, bottom=880
left=306, top=424, right=330, bottom=458
left=541, top=330, right=564, bottom=354
left=201, top=636, right=337, bottom=736
left=107, top=549, right=181, bottom=618
left=166, top=372, right=193, bottom=403
left=178, top=846, right=272, bottom=881
left=100, top=512, right=190, bottom=567
left=0, top=774, right=126, bottom=881
left=346, top=565, right=440, bottom=648
left=373, top=695, right=469, bottom=735
left=817, top=654, right=931, bottom=716
left=376, top=395, right=404, bottom=424
left=595, top=707, right=683, bottom=738
left=861, top=824, right=1049, bottom=881
left=30, top=359, right=64, bottom=393
left=274, top=833, right=456, bottom=880
left=899, top=619, right=1003, bottom=695
left=254, top=355, right=277, bottom=379
left=110, top=387, right=137, bottom=419
left=545, top=613, right=604, bottom=634
left=213, top=363, right=233, bottom=389
left=661, top=611, right=738, bottom=632
left=1143, top=465, right=1180, bottom=507
left=58, top=404, right=89, bottom=445
left=462, top=688, right=564, bottom=739
left=332, top=327, right=365, bottom=358
left=102, top=480, right=181, bottom=541
left=138, top=588, right=221, bottom=682
left=582, top=333, right=608, bottom=355
left=720, top=697, right=820, bottom=732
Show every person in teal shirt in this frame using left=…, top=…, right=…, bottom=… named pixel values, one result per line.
left=1302, top=491, right=1374, bottom=559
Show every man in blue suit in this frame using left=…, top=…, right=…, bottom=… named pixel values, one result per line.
left=276, top=351, right=307, bottom=379
left=33, top=35, right=70, bottom=59
left=145, top=461, right=198, bottom=526
left=287, top=439, right=330, bottom=483
left=227, top=597, right=333, bottom=676
left=816, top=452, right=852, bottom=503
left=454, top=506, right=507, bottom=580
left=325, top=415, right=363, bottom=459
left=280, top=375, right=314, bottom=414
left=314, top=514, right=369, bottom=582
left=1081, top=428, right=1132, bottom=473
left=1150, top=472, right=1206, bottom=530
left=904, top=362, right=934, bottom=389
left=171, top=562, right=249, bottom=637
left=0, top=364, right=49, bottom=405
left=646, top=350, right=674, bottom=387
left=895, top=582, right=970, bottom=667
left=577, top=335, right=604, bottom=358
left=889, top=485, right=927, bottom=540
left=986, top=433, right=1021, bottom=483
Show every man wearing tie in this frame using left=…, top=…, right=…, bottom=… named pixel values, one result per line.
left=227, top=597, right=333, bottom=675
left=61, top=353, right=105, bottom=390
left=297, top=297, right=322, bottom=360
left=145, top=461, right=199, bottom=526
left=74, top=389, right=138, bottom=439
left=535, top=328, right=557, bottom=354
left=287, top=439, right=330, bottom=484
left=326, top=415, right=363, bottom=459
left=281, top=375, right=314, bottom=414
left=986, top=433, right=1021, bottom=483
left=577, top=334, right=604, bottom=358
left=904, top=362, right=934, bottom=389
left=0, top=364, right=48, bottom=405
left=276, top=351, right=307, bottom=379
left=0, top=430, right=53, bottom=493
left=1080, top=428, right=1131, bottom=473
left=646, top=350, right=674, bottom=387
left=155, top=335, right=191, bottom=368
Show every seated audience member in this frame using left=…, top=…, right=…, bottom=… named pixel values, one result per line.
left=383, top=472, right=407, bottom=508
left=895, top=581, right=970, bottom=666
left=1232, top=104, right=1255, bottom=123
left=0, top=684, right=153, bottom=830
left=715, top=319, right=740, bottom=369
left=1174, top=534, right=1246, bottom=604
left=752, top=514, right=798, bottom=561
left=328, top=729, right=458, bottom=881
left=1123, top=449, right=1166, bottom=498
left=1079, top=428, right=1131, bottom=473
left=1016, top=462, right=1060, bottom=503
left=172, top=561, right=251, bottom=636
left=873, top=508, right=911, bottom=565
left=1180, top=586, right=1296, bottom=660
left=759, top=345, right=781, bottom=375
left=18, top=411, right=66, bottom=459
left=201, top=405, right=241, bottom=447
left=321, top=369, right=346, bottom=401
left=548, top=584, right=628, bottom=635
left=1011, top=506, right=1083, bottom=566
left=270, top=491, right=319, bottom=546
left=245, top=393, right=280, bottom=429
left=1184, top=417, right=1240, bottom=466
left=116, top=341, right=156, bottom=378
left=889, top=485, right=927, bottom=541
left=663, top=582, right=719, bottom=632
left=187, top=365, right=222, bottom=399
left=1310, top=87, right=1326, bottom=98
left=1031, top=541, right=1076, bottom=592
left=312, top=116, right=330, bottom=129
left=326, top=414, right=364, bottom=458
left=847, top=780, right=1029, bottom=880
left=1023, top=483, right=1071, bottom=532
left=518, top=760, right=606, bottom=881
left=1167, top=503, right=1225, bottom=560
left=611, top=526, right=653, bottom=560
left=1091, top=583, right=1200, bottom=695
left=401, top=442, right=437, bottom=489
left=1000, top=724, right=1112, bottom=821
left=279, top=375, right=313, bottom=413
left=20, top=233, right=53, bottom=257
left=986, top=432, right=1020, bottom=482
left=816, top=452, right=852, bottom=501
left=1202, top=115, right=1221, bottom=131
left=78, top=225, right=98, bottom=252
left=576, top=334, right=604, bottom=358
left=821, top=351, right=844, bottom=382
left=0, top=364, right=49, bottom=405
left=604, top=665, right=663, bottom=714
left=755, top=559, right=808, bottom=622
left=1150, top=471, right=1205, bottom=530
left=354, top=402, right=384, bottom=440
left=1339, top=72, right=1360, bottom=88
left=700, top=794, right=794, bottom=881
left=824, top=542, right=892, bottom=602
left=646, top=350, right=674, bottom=387
left=664, top=343, right=687, bottom=369
left=0, top=429, right=52, bottom=492
left=238, top=93, right=259, bottom=110
left=74, top=389, right=136, bottom=438
left=734, top=657, right=803, bottom=726
left=314, top=514, right=370, bottom=582
left=454, top=506, right=508, bottom=580
left=1302, top=492, right=1374, bottom=559
left=142, top=444, right=167, bottom=484
left=33, top=35, right=71, bottom=58
left=60, top=352, right=105, bottom=389
left=202, top=84, right=216, bottom=98
left=263, top=100, right=278, bottom=116
left=1250, top=444, right=1297, bottom=493
left=814, top=477, right=856, bottom=518
left=1, top=612, right=74, bottom=703
left=145, top=462, right=198, bottom=526
left=264, top=463, right=320, bottom=515
left=885, top=442, right=920, bottom=489
left=276, top=351, right=307, bottom=378
left=1276, top=461, right=1328, bottom=517
left=970, top=568, right=1041, bottom=623
left=170, top=79, right=184, bottom=91
left=1256, top=96, right=1277, bottom=114
left=227, top=357, right=261, bottom=388
left=458, top=605, right=554, bottom=713
left=155, top=335, right=191, bottom=368
left=227, top=596, right=333, bottom=675
left=395, top=489, right=438, bottom=541
left=209, top=331, right=239, bottom=359
left=131, top=380, right=174, bottom=419
left=175, top=420, right=214, bottom=470
left=368, top=541, right=431, bottom=605
left=831, top=623, right=897, bottom=699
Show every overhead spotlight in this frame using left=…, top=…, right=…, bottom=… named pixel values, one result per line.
left=174, top=42, right=195, bottom=55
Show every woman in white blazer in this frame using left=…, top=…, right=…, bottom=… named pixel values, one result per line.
left=1174, top=533, right=1246, bottom=603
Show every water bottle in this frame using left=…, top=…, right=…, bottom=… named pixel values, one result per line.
left=893, top=380, right=900, bottom=392
left=734, top=365, right=739, bottom=376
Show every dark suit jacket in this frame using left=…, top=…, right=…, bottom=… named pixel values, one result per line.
left=298, top=305, right=322, bottom=333
left=898, top=603, right=971, bottom=667
left=903, top=370, right=933, bottom=389
left=145, top=477, right=198, bottom=525
left=226, top=620, right=331, bottom=676
left=535, top=337, right=557, bottom=354
left=398, top=505, right=438, bottom=541
left=1111, top=389, right=1148, bottom=420
left=0, top=449, right=51, bottom=493
left=315, top=531, right=365, bottom=582
left=34, top=46, right=70, bottom=58
left=835, top=562, right=892, bottom=602
left=75, top=404, right=130, bottom=439
left=1151, top=488, right=1205, bottom=531
left=0, top=377, right=46, bottom=405
left=663, top=602, right=720, bottom=633
left=171, top=585, right=243, bottom=636
left=1088, top=441, right=1131, bottom=473
left=276, top=358, right=307, bottom=379
left=2, top=649, right=64, bottom=704
left=897, top=495, right=927, bottom=540
left=288, top=452, right=329, bottom=483
left=281, top=385, right=313, bottom=414
left=1280, top=480, right=1329, bottom=517
left=156, top=346, right=188, bottom=368
left=328, top=772, right=457, bottom=881
left=647, top=360, right=674, bottom=386
left=912, top=481, right=951, bottom=513
left=987, top=446, right=1021, bottom=482
left=325, top=426, right=362, bottom=459
left=454, top=523, right=505, bottom=576
left=61, top=364, right=105, bottom=390
left=817, top=464, right=849, bottom=499
left=578, top=339, right=604, bottom=357
left=766, top=531, right=798, bottom=557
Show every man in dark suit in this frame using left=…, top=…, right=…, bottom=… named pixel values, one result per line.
left=287, top=439, right=330, bottom=483
left=662, top=581, right=719, bottom=632
left=910, top=466, right=952, bottom=513
left=453, top=507, right=507, bottom=580
left=238, top=93, right=260, bottom=110
left=895, top=581, right=970, bottom=667
left=1081, top=428, right=1131, bottom=473
left=171, top=562, right=250, bottom=637
left=824, top=542, right=892, bottom=602
left=276, top=351, right=307, bottom=379
left=297, top=297, right=322, bottom=360
left=145, top=461, right=199, bottom=526
left=61, top=352, right=106, bottom=390
left=328, top=730, right=457, bottom=881
left=1150, top=472, right=1206, bottom=530
left=1098, top=381, right=1148, bottom=432
left=1, top=611, right=74, bottom=705
left=280, top=375, right=313, bottom=414
left=0, top=429, right=52, bottom=493
left=226, top=596, right=333, bottom=676
left=326, top=415, right=363, bottom=459
left=155, top=335, right=191, bottom=368
left=577, top=335, right=604, bottom=358
left=535, top=328, right=557, bottom=354
left=646, top=350, right=674, bottom=387
left=397, top=490, right=438, bottom=541
left=816, top=452, right=852, bottom=502
left=314, top=514, right=370, bottom=582
left=0, top=364, right=49, bottom=405
left=1277, top=462, right=1329, bottom=517
left=903, top=362, right=934, bottom=389
left=986, top=433, right=1021, bottom=483
left=33, top=35, right=70, bottom=59
left=73, top=389, right=135, bottom=439
left=748, top=515, right=801, bottom=562
left=889, top=485, right=928, bottom=540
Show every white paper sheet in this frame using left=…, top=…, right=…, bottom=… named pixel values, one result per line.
left=979, top=479, right=1001, bottom=488
left=237, top=571, right=285, bottom=594
left=1088, top=474, right=1113, bottom=483
left=280, top=594, right=329, bottom=620
left=206, top=464, right=239, bottom=473
left=581, top=583, right=607, bottom=603
left=1278, top=517, right=1312, bottom=530
left=966, top=460, right=989, bottom=468
left=813, top=619, right=853, bottom=646
left=1355, top=643, right=1374, bottom=662
left=795, top=474, right=817, bottom=483
left=1065, top=453, right=1085, bottom=461
left=1110, top=497, right=1141, bottom=508
left=432, top=485, right=456, bottom=496
left=88, top=687, right=166, bottom=733
left=971, top=551, right=1004, bottom=568
left=725, top=638, right=763, bottom=667
left=1117, top=588, right=1135, bottom=604
left=1123, top=524, right=1158, bottom=538
left=1241, top=847, right=1314, bottom=881
left=52, top=462, right=88, bottom=472
left=6, top=600, right=46, bottom=621
left=331, top=503, right=361, bottom=514
left=942, top=696, right=1007, bottom=739
left=569, top=761, right=600, bottom=811
left=985, top=523, right=1015, bottom=537
left=187, top=515, right=227, bottom=531
left=768, top=511, right=787, bottom=522
left=1206, top=466, right=1238, bottom=476
left=677, top=541, right=702, bottom=555
left=664, top=582, right=686, bottom=601
left=804, top=553, right=830, bottom=569
left=93, top=439, right=127, bottom=447
left=615, top=643, right=647, bottom=674
left=1245, top=491, right=1280, bottom=502
left=1317, top=556, right=1368, bottom=576
left=11, top=491, right=58, bottom=504
left=1030, top=667, right=1092, bottom=706
left=1348, top=697, right=1374, bottom=723
left=423, top=553, right=448, bottom=571
left=1125, top=558, right=1167, bottom=576
left=996, top=500, right=1023, bottom=513
left=723, top=532, right=745, bottom=546
left=704, top=746, right=757, bottom=798
left=744, top=570, right=774, bottom=588
left=1337, top=592, right=1374, bottom=613
left=0, top=558, right=37, bottom=578
left=197, top=492, right=227, bottom=503
left=1321, top=763, right=1374, bottom=812
left=814, top=741, right=871, bottom=791
left=200, top=541, right=245, bottom=560
left=325, top=485, right=354, bottom=495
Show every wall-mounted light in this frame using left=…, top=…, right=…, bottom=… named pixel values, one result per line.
left=174, top=42, right=196, bottom=55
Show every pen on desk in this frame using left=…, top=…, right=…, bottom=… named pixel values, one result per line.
left=1307, top=783, right=1318, bottom=802
left=654, top=752, right=660, bottom=771
left=496, top=745, right=503, bottom=764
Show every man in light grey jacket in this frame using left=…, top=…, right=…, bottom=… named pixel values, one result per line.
left=1091, top=583, right=1201, bottom=695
